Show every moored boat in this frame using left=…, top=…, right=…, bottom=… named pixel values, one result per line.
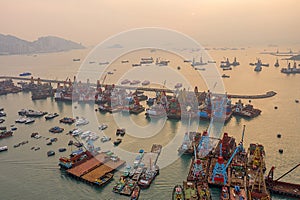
left=114, top=138, right=122, bottom=146
left=0, top=145, right=8, bottom=152
left=45, top=113, right=59, bottom=120
left=131, top=185, right=140, bottom=200
left=47, top=150, right=55, bottom=157
left=0, top=131, right=13, bottom=139
left=172, top=184, right=184, bottom=200
left=94, top=173, right=114, bottom=187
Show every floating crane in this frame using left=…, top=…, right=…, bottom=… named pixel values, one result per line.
left=211, top=125, right=246, bottom=185
left=266, top=163, right=300, bottom=198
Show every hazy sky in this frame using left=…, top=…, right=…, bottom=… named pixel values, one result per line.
left=1, top=0, right=299, bottom=46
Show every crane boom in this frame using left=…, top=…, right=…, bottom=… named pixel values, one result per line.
left=276, top=163, right=300, bottom=181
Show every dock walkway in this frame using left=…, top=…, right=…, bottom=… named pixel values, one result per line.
left=0, top=76, right=276, bottom=99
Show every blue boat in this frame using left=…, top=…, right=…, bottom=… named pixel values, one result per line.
left=19, top=72, right=32, bottom=76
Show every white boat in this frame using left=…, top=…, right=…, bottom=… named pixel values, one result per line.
left=15, top=117, right=27, bottom=123
left=71, top=128, right=83, bottom=136
left=101, top=136, right=111, bottom=143
left=80, top=131, right=91, bottom=139
left=0, top=146, right=8, bottom=152
left=99, top=124, right=108, bottom=130
left=75, top=117, right=89, bottom=126
left=25, top=118, right=35, bottom=124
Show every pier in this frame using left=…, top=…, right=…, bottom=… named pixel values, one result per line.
left=65, top=152, right=125, bottom=186
left=0, top=76, right=276, bottom=99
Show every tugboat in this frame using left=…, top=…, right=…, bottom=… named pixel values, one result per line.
left=172, top=185, right=184, bottom=200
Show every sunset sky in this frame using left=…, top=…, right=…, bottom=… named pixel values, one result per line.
left=1, top=0, right=299, bottom=46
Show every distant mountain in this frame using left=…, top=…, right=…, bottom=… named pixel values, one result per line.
left=0, top=34, right=85, bottom=55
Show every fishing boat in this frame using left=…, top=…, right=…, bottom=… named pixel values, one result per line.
left=0, top=145, right=8, bottom=152
left=45, top=113, right=59, bottom=120
left=25, top=110, right=48, bottom=117
left=131, top=185, right=140, bottom=200
left=94, top=173, right=114, bottom=187
left=220, top=186, right=230, bottom=200
left=183, top=181, right=198, bottom=200
left=172, top=185, right=184, bottom=200
left=113, top=138, right=122, bottom=146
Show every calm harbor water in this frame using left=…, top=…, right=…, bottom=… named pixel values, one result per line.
left=0, top=47, right=299, bottom=200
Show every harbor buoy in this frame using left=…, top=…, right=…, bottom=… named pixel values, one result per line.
left=95, top=109, right=98, bottom=112
left=177, top=66, right=181, bottom=70
left=279, top=149, right=283, bottom=154
left=295, top=99, right=299, bottom=103
left=274, top=106, right=278, bottom=109
left=277, top=134, right=281, bottom=138
left=249, top=100, right=252, bottom=103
